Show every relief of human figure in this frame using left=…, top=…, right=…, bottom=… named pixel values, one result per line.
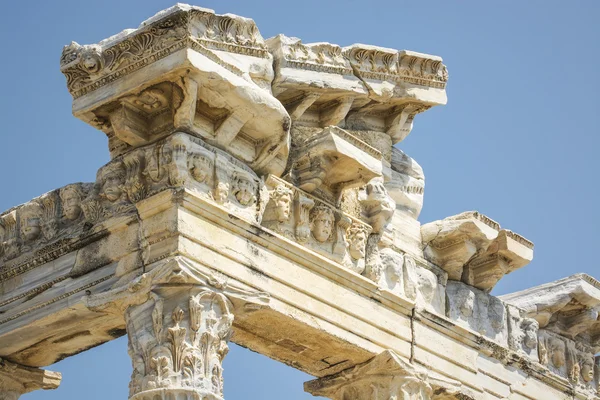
left=346, top=224, right=368, bottom=260
left=521, top=319, right=539, bottom=352
left=60, top=184, right=86, bottom=221
left=271, top=185, right=293, bottom=223
left=189, top=153, right=213, bottom=185
left=100, top=163, right=126, bottom=203
left=548, top=336, right=566, bottom=368
left=19, top=202, right=43, bottom=243
left=310, top=205, right=335, bottom=243
left=232, top=174, right=257, bottom=207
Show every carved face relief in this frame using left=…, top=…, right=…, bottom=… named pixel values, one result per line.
left=80, top=46, right=103, bottom=74
left=310, top=206, right=335, bottom=243
left=271, top=186, right=293, bottom=222
left=549, top=338, right=566, bottom=368
left=20, top=204, right=43, bottom=242
left=60, top=185, right=84, bottom=220
left=145, top=149, right=162, bottom=182
left=457, top=288, right=475, bottom=318
left=347, top=225, right=367, bottom=260
left=488, top=298, right=505, bottom=331
left=233, top=175, right=257, bottom=206
left=582, top=358, right=594, bottom=383
left=101, top=166, right=125, bottom=202
left=214, top=182, right=230, bottom=204
left=190, top=155, right=212, bottom=184
left=523, top=320, right=539, bottom=350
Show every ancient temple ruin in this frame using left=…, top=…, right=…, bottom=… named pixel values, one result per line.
left=0, top=4, right=598, bottom=399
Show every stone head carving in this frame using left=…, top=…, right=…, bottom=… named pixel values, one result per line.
left=310, top=206, right=335, bottom=243
left=270, top=185, right=293, bottom=222
left=456, top=287, right=475, bottom=318
left=20, top=202, right=43, bottom=242
left=522, top=319, right=539, bottom=350
left=189, top=153, right=213, bottom=184
left=346, top=224, right=368, bottom=260
left=99, top=163, right=125, bottom=202
left=549, top=337, right=566, bottom=368
left=79, top=44, right=104, bottom=74
left=60, top=185, right=85, bottom=221
left=488, top=297, right=506, bottom=331
left=232, top=174, right=257, bottom=206
left=360, top=177, right=395, bottom=233
left=144, top=147, right=163, bottom=183
left=581, top=354, right=595, bottom=383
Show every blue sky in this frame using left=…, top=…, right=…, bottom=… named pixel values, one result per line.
left=0, top=1, right=597, bottom=399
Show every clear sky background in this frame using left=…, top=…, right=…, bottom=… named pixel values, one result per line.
left=0, top=1, right=597, bottom=399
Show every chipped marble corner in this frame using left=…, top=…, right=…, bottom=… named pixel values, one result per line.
left=445, top=281, right=508, bottom=346
left=61, top=5, right=290, bottom=176
left=421, top=211, right=534, bottom=292
left=261, top=175, right=371, bottom=275
left=268, top=35, right=447, bottom=146
left=0, top=358, right=61, bottom=399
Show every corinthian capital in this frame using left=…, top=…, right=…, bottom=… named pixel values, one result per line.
left=86, top=256, right=269, bottom=400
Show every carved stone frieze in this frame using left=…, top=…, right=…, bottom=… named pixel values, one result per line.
left=501, top=274, right=600, bottom=351
left=446, top=281, right=508, bottom=346
left=0, top=132, right=269, bottom=279
left=60, top=4, right=290, bottom=176
left=421, top=211, right=534, bottom=292
left=262, top=176, right=371, bottom=275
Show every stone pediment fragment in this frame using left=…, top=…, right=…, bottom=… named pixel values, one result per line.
left=501, top=274, right=600, bottom=350
left=421, top=211, right=534, bottom=291
left=268, top=35, right=447, bottom=145
left=60, top=4, right=290, bottom=176
left=290, top=126, right=383, bottom=205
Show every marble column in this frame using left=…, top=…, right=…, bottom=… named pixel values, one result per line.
left=86, top=256, right=269, bottom=400
left=0, top=359, right=61, bottom=400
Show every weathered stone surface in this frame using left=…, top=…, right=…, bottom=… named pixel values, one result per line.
left=61, top=4, right=290, bottom=176
left=422, top=211, right=534, bottom=292
left=304, top=350, right=474, bottom=400
left=0, top=3, right=597, bottom=400
left=502, top=274, right=600, bottom=396
left=0, top=359, right=60, bottom=399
